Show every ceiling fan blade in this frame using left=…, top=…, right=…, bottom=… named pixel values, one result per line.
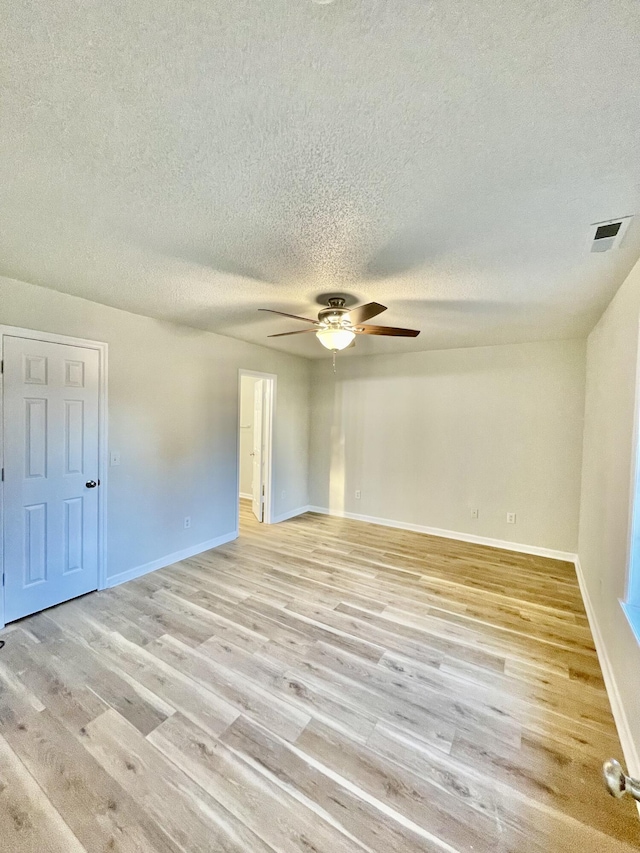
left=259, top=309, right=319, bottom=325
left=348, top=302, right=387, bottom=325
left=267, top=328, right=319, bottom=338
left=354, top=325, right=420, bottom=337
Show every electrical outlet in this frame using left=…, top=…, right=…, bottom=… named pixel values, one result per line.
left=355, top=490, right=361, bottom=499
left=506, top=512, right=516, bottom=524
left=471, top=508, right=478, bottom=519
left=184, top=516, right=191, bottom=529
left=110, top=451, right=120, bottom=466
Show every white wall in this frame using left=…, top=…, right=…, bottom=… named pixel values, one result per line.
left=578, top=256, right=640, bottom=771
left=309, top=340, right=586, bottom=554
left=239, top=375, right=257, bottom=497
left=0, top=275, right=310, bottom=583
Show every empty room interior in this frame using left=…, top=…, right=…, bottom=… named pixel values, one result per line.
left=2, top=2, right=640, bottom=851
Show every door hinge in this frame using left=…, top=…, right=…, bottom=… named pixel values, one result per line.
left=0, top=359, right=3, bottom=374
left=1, top=468, right=3, bottom=482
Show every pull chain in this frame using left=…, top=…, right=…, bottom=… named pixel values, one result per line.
left=333, top=350, right=337, bottom=373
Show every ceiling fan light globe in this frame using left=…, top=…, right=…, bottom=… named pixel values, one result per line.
left=316, top=328, right=356, bottom=351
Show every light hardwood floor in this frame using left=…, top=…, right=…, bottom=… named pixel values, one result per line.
left=0, top=501, right=638, bottom=852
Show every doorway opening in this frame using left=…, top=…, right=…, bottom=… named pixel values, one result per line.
left=238, top=370, right=275, bottom=528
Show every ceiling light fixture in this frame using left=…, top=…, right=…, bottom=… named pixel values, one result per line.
left=315, top=327, right=356, bottom=351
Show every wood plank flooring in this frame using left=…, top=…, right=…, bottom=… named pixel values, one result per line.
left=0, top=500, right=638, bottom=852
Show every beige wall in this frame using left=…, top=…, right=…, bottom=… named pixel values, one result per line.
left=578, top=256, right=640, bottom=770
left=8, top=255, right=640, bottom=769
left=0, top=275, right=310, bottom=581
left=309, top=339, right=586, bottom=553
left=6, top=265, right=640, bottom=761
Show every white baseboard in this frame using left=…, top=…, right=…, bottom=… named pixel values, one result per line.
left=272, top=505, right=311, bottom=524
left=239, top=492, right=252, bottom=500
left=306, top=506, right=577, bottom=562
left=574, top=557, right=640, bottom=779
left=105, top=530, right=238, bottom=589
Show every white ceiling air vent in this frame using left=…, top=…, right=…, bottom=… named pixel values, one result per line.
left=589, top=216, right=633, bottom=252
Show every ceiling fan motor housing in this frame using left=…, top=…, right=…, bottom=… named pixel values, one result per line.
left=318, top=297, right=351, bottom=327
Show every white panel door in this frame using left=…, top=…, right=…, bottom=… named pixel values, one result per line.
left=3, top=336, right=100, bottom=622
left=252, top=379, right=264, bottom=522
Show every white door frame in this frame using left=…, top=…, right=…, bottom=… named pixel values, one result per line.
left=237, top=369, right=276, bottom=527
left=0, top=325, right=108, bottom=629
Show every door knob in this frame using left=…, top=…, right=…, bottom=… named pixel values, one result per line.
left=603, top=759, right=640, bottom=801
left=85, top=480, right=97, bottom=488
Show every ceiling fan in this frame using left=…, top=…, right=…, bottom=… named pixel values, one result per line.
left=259, top=297, right=420, bottom=352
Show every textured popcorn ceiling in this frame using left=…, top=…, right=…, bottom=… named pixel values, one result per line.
left=2, top=1, right=640, bottom=358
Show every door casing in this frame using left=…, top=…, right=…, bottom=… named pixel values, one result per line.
left=237, top=369, right=275, bottom=528
left=0, top=326, right=108, bottom=629
left=251, top=378, right=265, bottom=522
